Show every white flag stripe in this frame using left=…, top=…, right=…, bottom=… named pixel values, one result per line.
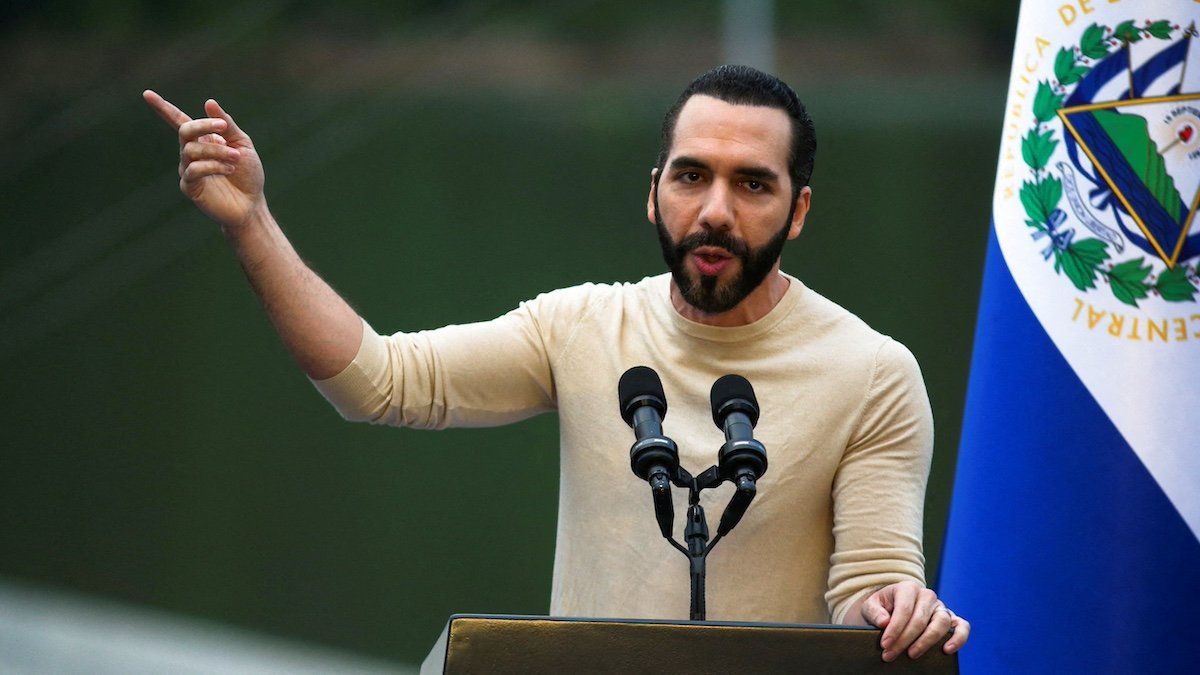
left=993, top=2, right=1200, bottom=542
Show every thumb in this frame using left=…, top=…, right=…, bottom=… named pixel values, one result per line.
left=204, top=98, right=248, bottom=142
left=861, top=591, right=893, bottom=629
left=870, top=608, right=891, bottom=629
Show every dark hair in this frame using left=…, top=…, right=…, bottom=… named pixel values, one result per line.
left=656, top=64, right=816, bottom=196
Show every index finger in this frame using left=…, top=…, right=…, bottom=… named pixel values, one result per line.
left=142, top=89, right=192, bottom=131
left=880, top=584, right=917, bottom=648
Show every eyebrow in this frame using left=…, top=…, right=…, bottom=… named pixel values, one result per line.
left=736, top=166, right=779, bottom=183
left=669, top=155, right=779, bottom=183
left=669, top=156, right=710, bottom=173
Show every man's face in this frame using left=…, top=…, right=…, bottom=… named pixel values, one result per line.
left=648, top=95, right=810, bottom=314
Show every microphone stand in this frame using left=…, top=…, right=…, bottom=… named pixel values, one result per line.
left=685, top=481, right=710, bottom=621
left=658, top=465, right=736, bottom=621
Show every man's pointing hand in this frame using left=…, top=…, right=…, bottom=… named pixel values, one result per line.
left=143, top=90, right=266, bottom=229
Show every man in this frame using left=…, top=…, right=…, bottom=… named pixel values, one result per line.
left=144, top=65, right=968, bottom=661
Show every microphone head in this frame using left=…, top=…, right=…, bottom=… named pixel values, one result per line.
left=710, top=374, right=760, bottom=428
left=618, top=366, right=668, bottom=426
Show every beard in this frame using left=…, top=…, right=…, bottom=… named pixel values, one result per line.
left=654, top=191, right=795, bottom=315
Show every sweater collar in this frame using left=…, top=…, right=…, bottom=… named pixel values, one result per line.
left=651, top=271, right=806, bottom=343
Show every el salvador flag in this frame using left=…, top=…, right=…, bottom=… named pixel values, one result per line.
left=940, top=3, right=1200, bottom=673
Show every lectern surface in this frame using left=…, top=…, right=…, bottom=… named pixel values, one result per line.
left=420, top=614, right=958, bottom=674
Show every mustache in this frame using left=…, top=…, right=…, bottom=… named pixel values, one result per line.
left=674, top=230, right=750, bottom=259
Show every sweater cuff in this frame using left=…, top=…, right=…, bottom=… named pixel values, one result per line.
left=308, top=318, right=388, bottom=420
left=831, top=585, right=878, bottom=625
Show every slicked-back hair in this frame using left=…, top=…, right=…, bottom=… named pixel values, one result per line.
left=655, top=65, right=816, bottom=198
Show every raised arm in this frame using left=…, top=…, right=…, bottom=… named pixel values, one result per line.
left=143, top=91, right=361, bottom=379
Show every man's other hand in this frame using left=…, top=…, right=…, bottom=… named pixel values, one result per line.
left=143, top=90, right=266, bottom=229
left=857, top=581, right=970, bottom=661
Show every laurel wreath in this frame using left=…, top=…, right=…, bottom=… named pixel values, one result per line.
left=1020, top=20, right=1200, bottom=307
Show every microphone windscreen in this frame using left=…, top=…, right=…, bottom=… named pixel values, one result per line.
left=710, top=374, right=760, bottom=427
left=618, top=366, right=667, bottom=425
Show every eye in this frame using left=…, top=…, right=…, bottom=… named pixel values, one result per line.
left=678, top=171, right=702, bottom=183
left=743, top=180, right=769, bottom=193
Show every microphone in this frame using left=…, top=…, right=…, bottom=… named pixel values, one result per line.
left=709, top=374, right=768, bottom=536
left=618, top=366, right=679, bottom=538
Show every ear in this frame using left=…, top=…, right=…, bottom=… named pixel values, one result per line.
left=787, top=186, right=812, bottom=240
left=646, top=167, right=660, bottom=225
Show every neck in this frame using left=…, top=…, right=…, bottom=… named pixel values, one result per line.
left=670, top=266, right=791, bottom=327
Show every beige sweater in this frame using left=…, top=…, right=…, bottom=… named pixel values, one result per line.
left=311, top=272, right=932, bottom=624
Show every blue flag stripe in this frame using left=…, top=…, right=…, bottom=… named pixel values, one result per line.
left=939, top=227, right=1200, bottom=673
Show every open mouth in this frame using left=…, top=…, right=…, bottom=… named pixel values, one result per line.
left=691, top=247, right=734, bottom=276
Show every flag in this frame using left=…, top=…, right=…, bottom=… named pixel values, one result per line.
left=940, top=3, right=1200, bottom=672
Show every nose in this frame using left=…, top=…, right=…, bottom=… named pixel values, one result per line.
left=697, top=181, right=734, bottom=232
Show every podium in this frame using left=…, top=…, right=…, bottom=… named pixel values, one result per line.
left=420, top=614, right=959, bottom=674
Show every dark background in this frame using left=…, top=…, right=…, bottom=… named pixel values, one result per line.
left=1, top=1, right=1015, bottom=664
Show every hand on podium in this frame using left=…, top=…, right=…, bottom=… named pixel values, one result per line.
left=851, top=581, right=971, bottom=662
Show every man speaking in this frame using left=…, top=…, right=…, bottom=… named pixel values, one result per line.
left=144, top=65, right=968, bottom=662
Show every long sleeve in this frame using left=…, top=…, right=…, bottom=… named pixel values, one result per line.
left=302, top=274, right=937, bottom=625
left=308, top=291, right=578, bottom=429
left=824, top=337, right=934, bottom=623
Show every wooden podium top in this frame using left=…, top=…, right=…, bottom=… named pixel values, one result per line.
left=421, top=614, right=959, bottom=674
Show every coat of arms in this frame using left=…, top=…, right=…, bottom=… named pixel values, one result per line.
left=1021, top=20, right=1200, bottom=306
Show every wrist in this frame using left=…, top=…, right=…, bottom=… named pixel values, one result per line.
left=220, top=199, right=272, bottom=241
left=843, top=585, right=885, bottom=625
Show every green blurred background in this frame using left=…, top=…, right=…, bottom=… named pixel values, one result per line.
left=1, top=1, right=1016, bottom=666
